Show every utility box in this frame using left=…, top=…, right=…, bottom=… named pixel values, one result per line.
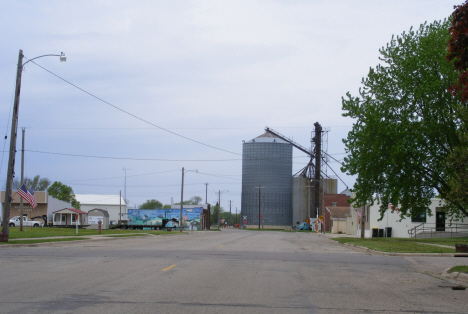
left=87, top=208, right=110, bottom=230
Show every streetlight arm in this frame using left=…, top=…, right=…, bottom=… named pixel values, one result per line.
left=22, top=53, right=66, bottom=67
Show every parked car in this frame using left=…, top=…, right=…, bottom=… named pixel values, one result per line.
left=296, top=222, right=312, bottom=231
left=9, top=216, right=43, bottom=227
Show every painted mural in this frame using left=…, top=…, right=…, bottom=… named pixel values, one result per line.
left=127, top=207, right=203, bottom=230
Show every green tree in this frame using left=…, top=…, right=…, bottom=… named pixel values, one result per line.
left=12, top=175, right=50, bottom=191
left=47, top=181, right=80, bottom=209
left=210, top=202, right=223, bottom=225
left=139, top=199, right=163, bottom=209
left=189, top=196, right=202, bottom=205
left=341, top=19, right=468, bottom=219
left=174, top=195, right=203, bottom=206
left=447, top=0, right=468, bottom=102
left=446, top=1, right=468, bottom=215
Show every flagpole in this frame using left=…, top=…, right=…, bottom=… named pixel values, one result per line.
left=20, top=128, right=25, bottom=231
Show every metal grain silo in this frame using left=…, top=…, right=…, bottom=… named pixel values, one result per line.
left=241, top=133, right=292, bottom=228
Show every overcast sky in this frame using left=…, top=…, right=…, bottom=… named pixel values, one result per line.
left=0, top=0, right=457, bottom=211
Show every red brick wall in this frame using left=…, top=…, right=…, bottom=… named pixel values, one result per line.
left=323, top=194, right=350, bottom=232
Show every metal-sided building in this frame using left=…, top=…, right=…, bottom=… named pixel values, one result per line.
left=74, top=194, right=126, bottom=225
left=241, top=132, right=293, bottom=229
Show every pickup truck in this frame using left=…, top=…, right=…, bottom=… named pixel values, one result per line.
left=9, top=216, right=43, bottom=227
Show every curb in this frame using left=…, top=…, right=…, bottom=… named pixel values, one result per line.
left=341, top=243, right=456, bottom=257
left=441, top=268, right=468, bottom=283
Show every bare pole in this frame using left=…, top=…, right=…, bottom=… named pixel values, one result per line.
left=119, top=190, right=122, bottom=226
left=122, top=168, right=130, bottom=206
left=204, top=183, right=209, bottom=204
left=361, top=206, right=366, bottom=238
left=218, top=190, right=221, bottom=231
left=258, top=186, right=261, bottom=230
left=180, top=167, right=185, bottom=232
left=20, top=128, right=25, bottom=231
left=1, top=50, right=24, bottom=241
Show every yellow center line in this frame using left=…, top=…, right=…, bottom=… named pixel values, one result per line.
left=219, top=245, right=224, bottom=248
left=162, top=264, right=176, bottom=272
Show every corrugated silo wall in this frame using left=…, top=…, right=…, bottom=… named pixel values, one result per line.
left=292, top=177, right=310, bottom=227
left=241, top=141, right=292, bottom=228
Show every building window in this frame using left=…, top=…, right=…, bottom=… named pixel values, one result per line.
left=332, top=202, right=337, bottom=207
left=411, top=209, right=427, bottom=223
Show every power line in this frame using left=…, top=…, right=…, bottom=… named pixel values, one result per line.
left=28, top=59, right=241, bottom=156
left=11, top=149, right=329, bottom=163
left=23, top=149, right=240, bottom=162
left=62, top=169, right=181, bottom=182
left=6, top=125, right=354, bottom=130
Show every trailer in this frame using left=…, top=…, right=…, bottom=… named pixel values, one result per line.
left=121, top=208, right=203, bottom=230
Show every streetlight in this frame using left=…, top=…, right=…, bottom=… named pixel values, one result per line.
left=180, top=167, right=197, bottom=232
left=1, top=50, right=66, bottom=241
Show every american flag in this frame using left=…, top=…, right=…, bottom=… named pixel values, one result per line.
left=18, top=184, right=32, bottom=204
left=355, top=208, right=362, bottom=218
left=388, top=203, right=393, bottom=210
left=27, top=187, right=37, bottom=209
left=17, top=184, right=37, bottom=209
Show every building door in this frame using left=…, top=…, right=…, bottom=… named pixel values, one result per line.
left=61, top=215, right=67, bottom=225
left=436, top=211, right=445, bottom=231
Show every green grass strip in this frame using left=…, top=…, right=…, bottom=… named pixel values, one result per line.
left=105, top=234, right=149, bottom=238
left=1, top=237, right=89, bottom=245
left=3, top=227, right=180, bottom=239
left=331, top=237, right=456, bottom=253
left=449, top=265, right=468, bottom=274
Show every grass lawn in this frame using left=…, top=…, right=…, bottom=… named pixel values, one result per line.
left=104, top=234, right=151, bottom=238
left=3, top=227, right=182, bottom=239
left=331, top=237, right=456, bottom=253
left=410, top=237, right=468, bottom=247
left=1, top=238, right=89, bottom=245
left=449, top=265, right=468, bottom=274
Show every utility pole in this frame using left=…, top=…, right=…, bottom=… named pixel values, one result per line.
left=1, top=50, right=65, bottom=242
left=215, top=190, right=228, bottom=230
left=218, top=190, right=221, bottom=231
left=180, top=167, right=185, bottom=233
left=313, top=122, right=322, bottom=220
left=258, top=186, right=261, bottom=229
left=1, top=50, right=24, bottom=240
left=119, top=190, right=122, bottom=226
left=204, top=183, right=209, bottom=204
left=254, top=186, right=264, bottom=230
left=229, top=200, right=232, bottom=227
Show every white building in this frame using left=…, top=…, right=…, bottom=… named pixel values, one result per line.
left=347, top=197, right=468, bottom=238
left=74, top=194, right=126, bottom=224
left=366, top=198, right=446, bottom=238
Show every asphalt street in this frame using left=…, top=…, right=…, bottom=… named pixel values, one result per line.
left=0, top=229, right=466, bottom=313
